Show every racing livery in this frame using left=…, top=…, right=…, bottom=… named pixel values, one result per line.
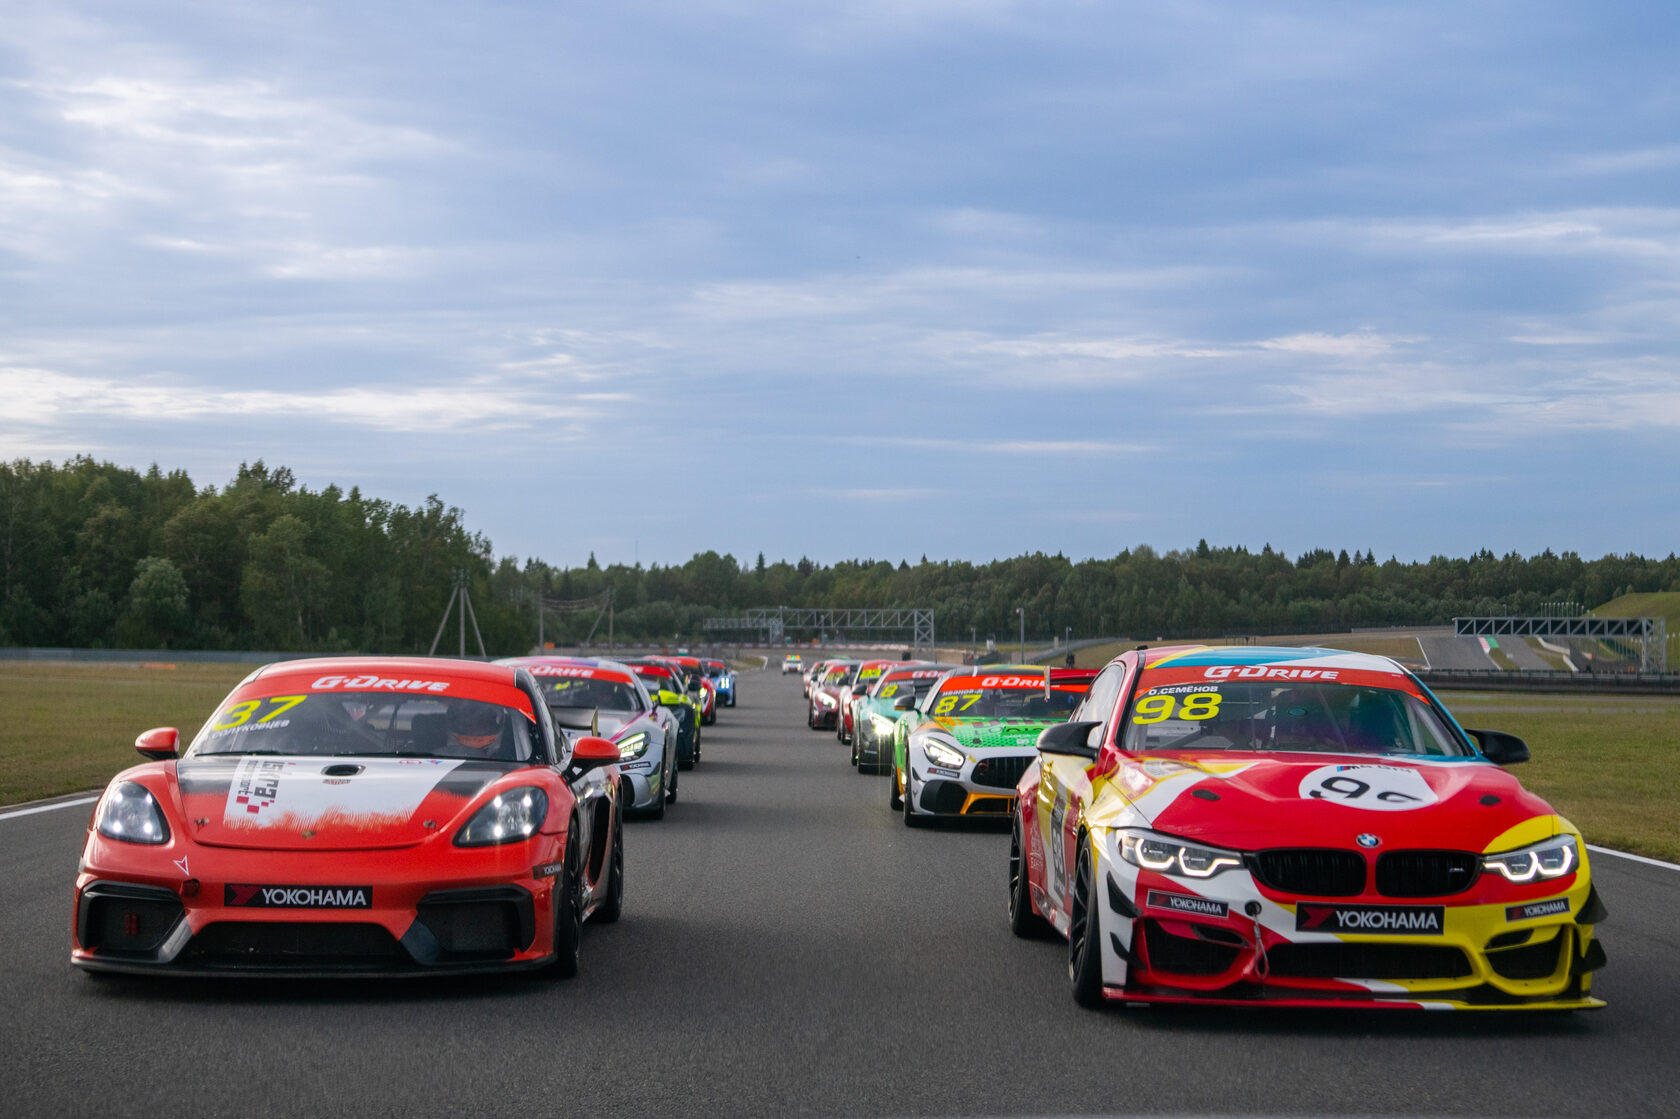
left=624, top=659, right=703, bottom=769
left=704, top=659, right=737, bottom=707
left=890, top=669, right=1096, bottom=824
left=850, top=663, right=960, bottom=773
left=72, top=657, right=624, bottom=978
left=500, top=656, right=680, bottom=817
left=808, top=660, right=860, bottom=731
left=1010, top=646, right=1607, bottom=1010
left=658, top=656, right=717, bottom=725
left=836, top=659, right=903, bottom=746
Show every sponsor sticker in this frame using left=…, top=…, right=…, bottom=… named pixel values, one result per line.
left=223, top=756, right=463, bottom=829
left=1147, top=890, right=1230, bottom=918
left=619, top=760, right=653, bottom=771
left=927, top=766, right=961, bottom=778
left=225, top=884, right=372, bottom=909
left=529, top=666, right=597, bottom=678
left=533, top=862, right=563, bottom=879
left=1203, top=665, right=1340, bottom=681
left=310, top=675, right=450, bottom=692
left=1506, top=898, right=1571, bottom=921
left=1295, top=903, right=1444, bottom=934
left=1298, top=764, right=1438, bottom=812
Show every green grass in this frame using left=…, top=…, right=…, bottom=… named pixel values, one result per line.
left=1441, top=691, right=1680, bottom=863
left=0, top=661, right=251, bottom=805
left=1592, top=591, right=1680, bottom=628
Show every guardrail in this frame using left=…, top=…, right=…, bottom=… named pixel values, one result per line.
left=1417, top=669, right=1680, bottom=695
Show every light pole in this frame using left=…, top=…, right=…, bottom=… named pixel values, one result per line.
left=1016, top=607, right=1025, bottom=665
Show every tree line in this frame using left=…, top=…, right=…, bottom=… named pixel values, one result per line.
left=2, top=457, right=1676, bottom=653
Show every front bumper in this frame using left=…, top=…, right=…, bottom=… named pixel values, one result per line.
left=1084, top=830, right=1607, bottom=1010
left=906, top=751, right=1034, bottom=817
left=615, top=753, right=667, bottom=809
left=72, top=833, right=564, bottom=978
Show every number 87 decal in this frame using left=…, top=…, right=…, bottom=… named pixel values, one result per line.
left=1132, top=692, right=1222, bottom=723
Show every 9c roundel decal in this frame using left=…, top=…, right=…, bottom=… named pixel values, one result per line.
left=1298, top=764, right=1438, bottom=811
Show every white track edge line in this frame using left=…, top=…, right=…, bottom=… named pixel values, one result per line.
left=0, top=795, right=99, bottom=822
left=1588, top=844, right=1680, bottom=872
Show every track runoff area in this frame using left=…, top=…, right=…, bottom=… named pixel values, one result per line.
left=3, top=669, right=1679, bottom=1118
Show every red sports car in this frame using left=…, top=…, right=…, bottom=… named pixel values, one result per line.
left=71, top=657, right=623, bottom=978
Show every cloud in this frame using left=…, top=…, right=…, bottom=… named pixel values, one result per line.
left=1256, top=332, right=1414, bottom=358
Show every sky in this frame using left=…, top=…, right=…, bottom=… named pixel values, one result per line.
left=3, top=0, right=1678, bottom=569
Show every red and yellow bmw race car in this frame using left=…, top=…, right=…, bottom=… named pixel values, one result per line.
left=72, top=657, right=623, bottom=978
left=1011, top=645, right=1607, bottom=1010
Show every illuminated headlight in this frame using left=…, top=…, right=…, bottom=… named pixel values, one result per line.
left=871, top=714, right=897, bottom=733
left=455, top=787, right=548, bottom=847
left=615, top=732, right=650, bottom=760
left=95, top=781, right=170, bottom=845
left=817, top=692, right=837, bottom=708
left=1117, top=828, right=1242, bottom=879
left=1483, top=834, right=1578, bottom=883
left=921, top=738, right=965, bottom=770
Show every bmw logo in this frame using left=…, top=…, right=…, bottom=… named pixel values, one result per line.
left=1356, top=833, right=1381, bottom=849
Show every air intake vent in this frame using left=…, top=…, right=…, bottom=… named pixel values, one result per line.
left=1375, top=850, right=1480, bottom=897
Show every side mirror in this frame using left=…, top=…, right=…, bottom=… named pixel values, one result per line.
left=1038, top=720, right=1101, bottom=760
left=135, top=727, right=179, bottom=761
left=1466, top=728, right=1530, bottom=766
left=571, top=735, right=619, bottom=771
left=893, top=694, right=917, bottom=711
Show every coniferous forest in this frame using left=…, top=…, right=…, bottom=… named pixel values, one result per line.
left=2, top=457, right=1676, bottom=653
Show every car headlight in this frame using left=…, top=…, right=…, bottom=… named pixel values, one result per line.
left=871, top=713, right=897, bottom=733
left=615, top=731, right=650, bottom=760
left=817, top=692, right=837, bottom=708
left=1117, top=828, right=1243, bottom=879
left=95, top=781, right=170, bottom=845
left=455, top=787, right=548, bottom=847
left=921, top=737, right=965, bottom=769
left=1483, top=834, right=1578, bottom=883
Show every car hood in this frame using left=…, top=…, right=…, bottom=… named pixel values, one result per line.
left=922, top=716, right=1062, bottom=752
left=174, top=755, right=519, bottom=850
left=1115, top=751, right=1556, bottom=851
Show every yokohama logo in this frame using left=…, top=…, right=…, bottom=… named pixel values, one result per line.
left=1506, top=898, right=1571, bottom=921
left=1296, top=904, right=1443, bottom=934
left=225, top=884, right=372, bottom=908
left=1147, top=890, right=1229, bottom=918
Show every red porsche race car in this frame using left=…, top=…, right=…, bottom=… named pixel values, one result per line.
left=1010, top=645, right=1607, bottom=1010
left=71, top=657, right=624, bottom=978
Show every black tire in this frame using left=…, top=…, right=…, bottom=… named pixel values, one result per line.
left=888, top=760, right=903, bottom=811
left=549, top=825, right=583, bottom=979
left=665, top=750, right=679, bottom=805
left=849, top=735, right=859, bottom=767
left=1068, top=838, right=1104, bottom=1007
left=901, top=769, right=925, bottom=828
left=1009, top=816, right=1053, bottom=939
left=595, top=810, right=624, bottom=924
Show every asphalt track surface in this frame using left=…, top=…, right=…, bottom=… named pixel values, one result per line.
left=4, top=671, right=1679, bottom=1118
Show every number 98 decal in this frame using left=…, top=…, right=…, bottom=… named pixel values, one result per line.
left=1132, top=692, right=1221, bottom=724
left=1297, top=764, right=1438, bottom=811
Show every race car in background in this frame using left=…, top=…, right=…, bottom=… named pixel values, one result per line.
left=72, top=657, right=624, bottom=978
left=623, top=659, right=703, bottom=769
left=1010, top=645, right=1607, bottom=1011
left=501, top=657, right=681, bottom=818
left=836, top=659, right=904, bottom=746
left=849, top=663, right=962, bottom=773
left=808, top=660, right=860, bottom=731
left=890, top=668, right=1096, bottom=825
left=657, top=656, right=717, bottom=725
left=705, top=659, right=737, bottom=707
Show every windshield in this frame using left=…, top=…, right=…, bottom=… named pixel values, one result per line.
left=630, top=667, right=677, bottom=692
left=538, top=676, right=644, bottom=712
left=1121, top=681, right=1469, bottom=756
left=189, top=692, right=537, bottom=761
left=874, top=678, right=940, bottom=700
left=926, top=687, right=1083, bottom=719
left=705, top=663, right=725, bottom=677
left=823, top=665, right=857, bottom=686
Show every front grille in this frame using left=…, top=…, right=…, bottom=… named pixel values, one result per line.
left=1143, top=920, right=1241, bottom=976
left=1251, top=849, right=1366, bottom=896
left=80, top=884, right=184, bottom=955
left=972, top=755, right=1032, bottom=789
left=1376, top=850, right=1480, bottom=897
left=1267, top=942, right=1472, bottom=980
left=416, top=887, right=535, bottom=959
left=1488, top=935, right=1565, bottom=980
left=186, top=922, right=406, bottom=967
